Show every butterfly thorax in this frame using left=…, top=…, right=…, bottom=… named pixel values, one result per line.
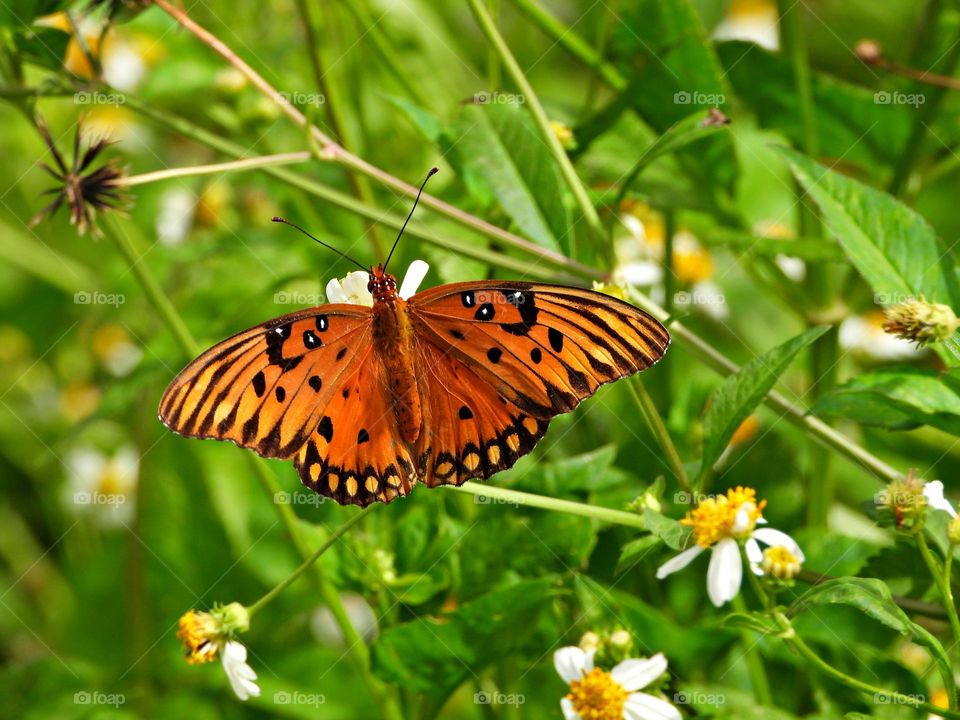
left=369, top=267, right=423, bottom=443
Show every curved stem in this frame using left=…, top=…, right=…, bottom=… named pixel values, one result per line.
left=730, top=592, right=772, bottom=706
left=917, top=532, right=960, bottom=668
left=248, top=505, right=376, bottom=617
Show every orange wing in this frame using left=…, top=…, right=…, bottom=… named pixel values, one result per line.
left=159, top=306, right=371, bottom=459
left=404, top=281, right=669, bottom=489
left=294, top=349, right=420, bottom=507
left=408, top=282, right=669, bottom=419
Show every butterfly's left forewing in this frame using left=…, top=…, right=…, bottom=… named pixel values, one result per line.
left=159, top=306, right=371, bottom=459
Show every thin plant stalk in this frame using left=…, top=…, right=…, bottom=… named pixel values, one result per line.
left=627, top=378, right=689, bottom=491
left=121, top=152, right=312, bottom=186
left=466, top=0, right=606, bottom=249
left=730, top=592, right=772, bottom=705
left=916, top=532, right=960, bottom=661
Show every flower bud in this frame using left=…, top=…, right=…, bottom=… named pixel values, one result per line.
left=579, top=631, right=600, bottom=653
left=883, top=298, right=960, bottom=346
left=762, top=546, right=801, bottom=581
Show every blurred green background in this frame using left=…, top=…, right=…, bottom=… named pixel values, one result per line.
left=2, top=0, right=960, bottom=717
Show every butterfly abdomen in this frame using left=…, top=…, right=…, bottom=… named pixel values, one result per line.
left=372, top=297, right=423, bottom=444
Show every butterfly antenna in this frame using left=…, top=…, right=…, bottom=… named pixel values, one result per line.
left=384, top=167, right=438, bottom=272
left=271, top=217, right=367, bottom=272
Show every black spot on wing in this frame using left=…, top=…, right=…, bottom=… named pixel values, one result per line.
left=487, top=347, right=503, bottom=363
left=548, top=327, right=564, bottom=353
left=309, top=375, right=322, bottom=391
left=318, top=415, right=333, bottom=442
left=252, top=371, right=266, bottom=397
left=275, top=386, right=286, bottom=403
left=458, top=405, right=473, bottom=420
left=358, top=428, right=370, bottom=445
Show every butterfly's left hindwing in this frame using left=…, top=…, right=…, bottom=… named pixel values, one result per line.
left=159, top=306, right=371, bottom=459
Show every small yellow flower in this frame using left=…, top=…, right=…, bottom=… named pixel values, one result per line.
left=177, top=610, right=221, bottom=665
left=568, top=668, right=629, bottom=720
left=682, top=486, right=765, bottom=548
left=550, top=120, right=577, bottom=150
left=176, top=602, right=256, bottom=702
left=761, top=545, right=801, bottom=580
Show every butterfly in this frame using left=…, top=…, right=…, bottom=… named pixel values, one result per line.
left=158, top=173, right=670, bottom=507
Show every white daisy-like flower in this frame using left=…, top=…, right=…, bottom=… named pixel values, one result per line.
left=656, top=486, right=803, bottom=606
left=326, top=261, right=430, bottom=306
left=221, top=640, right=261, bottom=701
left=65, top=445, right=139, bottom=527
left=555, top=646, right=680, bottom=720
left=711, top=0, right=779, bottom=51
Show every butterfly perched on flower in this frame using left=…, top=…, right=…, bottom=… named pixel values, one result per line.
left=159, top=171, right=670, bottom=506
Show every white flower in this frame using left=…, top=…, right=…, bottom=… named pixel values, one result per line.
left=65, top=446, right=139, bottom=527
left=326, top=270, right=372, bottom=306
left=221, top=640, right=261, bottom=701
left=310, top=592, right=379, bottom=646
left=774, top=254, right=807, bottom=282
left=325, top=261, right=430, bottom=306
left=923, top=480, right=957, bottom=518
left=711, top=0, right=779, bottom=51
left=656, top=487, right=803, bottom=606
left=554, top=646, right=680, bottom=720
left=156, top=188, right=196, bottom=246
left=839, top=312, right=926, bottom=362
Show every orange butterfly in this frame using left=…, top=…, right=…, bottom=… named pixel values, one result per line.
left=159, top=174, right=670, bottom=507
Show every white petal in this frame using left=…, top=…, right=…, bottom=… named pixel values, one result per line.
left=326, top=271, right=373, bottom=306
left=924, top=481, right=957, bottom=518
left=398, top=260, right=429, bottom=299
left=583, top=649, right=595, bottom=673
left=707, top=538, right=742, bottom=607
left=554, top=646, right=587, bottom=684
left=655, top=545, right=703, bottom=579
left=752, top=528, right=805, bottom=561
left=624, top=692, right=682, bottom=720
left=221, top=641, right=261, bottom=701
left=744, top=538, right=764, bottom=575
left=611, top=653, right=668, bottom=692
left=560, top=697, right=581, bottom=720
left=615, top=261, right=662, bottom=287
left=325, top=277, right=348, bottom=304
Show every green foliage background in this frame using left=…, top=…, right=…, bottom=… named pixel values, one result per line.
left=2, top=0, right=960, bottom=718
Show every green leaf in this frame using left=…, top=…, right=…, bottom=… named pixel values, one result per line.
left=0, top=0, right=65, bottom=26
left=610, top=0, right=738, bottom=193
left=813, top=368, right=960, bottom=435
left=699, top=326, right=829, bottom=482
left=718, top=41, right=911, bottom=166
left=450, top=103, right=571, bottom=253
left=792, top=577, right=952, bottom=689
left=782, top=148, right=960, bottom=310
left=615, top=535, right=660, bottom=575
left=642, top=507, right=687, bottom=550
left=721, top=611, right=781, bottom=636
left=371, top=578, right=557, bottom=695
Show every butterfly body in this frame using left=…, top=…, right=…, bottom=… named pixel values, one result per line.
left=160, top=270, right=670, bottom=507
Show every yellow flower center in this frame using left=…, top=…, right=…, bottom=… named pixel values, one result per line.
left=177, top=610, right=221, bottom=664
left=567, top=668, right=629, bottom=720
left=681, top=486, right=766, bottom=548
left=762, top=546, right=800, bottom=580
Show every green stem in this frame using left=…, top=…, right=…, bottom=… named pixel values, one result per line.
left=104, top=216, right=402, bottom=720
left=888, top=13, right=960, bottom=196
left=446, top=482, right=647, bottom=528
left=786, top=623, right=960, bottom=717
left=295, top=0, right=385, bottom=259
left=730, top=592, right=772, bottom=705
left=247, top=505, right=376, bottom=616
left=627, top=378, right=689, bottom=491
left=917, top=532, right=960, bottom=665
left=465, top=0, right=606, bottom=249
left=122, top=152, right=312, bottom=186
left=628, top=289, right=903, bottom=485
